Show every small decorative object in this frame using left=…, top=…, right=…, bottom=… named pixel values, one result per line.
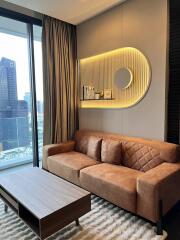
left=83, top=86, right=89, bottom=100
left=95, top=91, right=101, bottom=100
left=88, top=86, right=95, bottom=99
left=100, top=91, right=104, bottom=98
left=83, top=86, right=95, bottom=100
left=103, top=89, right=112, bottom=99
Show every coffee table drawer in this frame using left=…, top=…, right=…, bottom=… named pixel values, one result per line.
left=0, top=187, right=18, bottom=211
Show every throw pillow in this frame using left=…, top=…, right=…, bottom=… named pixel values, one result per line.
left=87, top=136, right=102, bottom=161
left=101, top=139, right=122, bottom=164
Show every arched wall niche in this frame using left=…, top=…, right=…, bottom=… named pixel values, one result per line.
left=80, top=47, right=151, bottom=109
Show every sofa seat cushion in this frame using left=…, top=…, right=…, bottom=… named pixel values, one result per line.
left=47, top=151, right=100, bottom=186
left=80, top=163, right=143, bottom=213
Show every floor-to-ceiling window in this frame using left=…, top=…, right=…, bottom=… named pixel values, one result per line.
left=0, top=11, right=43, bottom=170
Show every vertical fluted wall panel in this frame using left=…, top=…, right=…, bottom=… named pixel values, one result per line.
left=80, top=47, right=151, bottom=109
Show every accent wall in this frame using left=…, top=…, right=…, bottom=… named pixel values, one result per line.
left=77, top=0, right=168, bottom=140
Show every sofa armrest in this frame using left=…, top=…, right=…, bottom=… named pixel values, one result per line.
left=137, top=162, right=180, bottom=222
left=42, top=141, right=75, bottom=170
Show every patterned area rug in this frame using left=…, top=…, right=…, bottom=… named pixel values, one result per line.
left=0, top=195, right=167, bottom=240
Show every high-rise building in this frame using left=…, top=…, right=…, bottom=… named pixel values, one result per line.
left=0, top=65, right=8, bottom=109
left=0, top=57, right=18, bottom=108
left=0, top=57, right=29, bottom=151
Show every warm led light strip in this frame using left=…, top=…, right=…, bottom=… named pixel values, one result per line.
left=80, top=47, right=151, bottom=109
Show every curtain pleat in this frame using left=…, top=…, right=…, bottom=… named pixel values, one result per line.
left=42, top=15, right=78, bottom=145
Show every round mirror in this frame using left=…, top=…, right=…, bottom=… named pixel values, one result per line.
left=114, top=67, right=133, bottom=89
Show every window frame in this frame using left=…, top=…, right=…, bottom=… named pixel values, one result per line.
left=0, top=7, right=43, bottom=167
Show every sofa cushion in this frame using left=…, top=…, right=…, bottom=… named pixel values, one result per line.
left=75, top=130, right=180, bottom=163
left=101, top=139, right=121, bottom=164
left=75, top=134, right=90, bottom=154
left=122, top=141, right=164, bottom=172
left=80, top=163, right=143, bottom=213
left=47, top=151, right=100, bottom=186
left=87, top=136, right=102, bottom=161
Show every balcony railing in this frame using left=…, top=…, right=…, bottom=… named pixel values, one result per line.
left=0, top=115, right=43, bottom=170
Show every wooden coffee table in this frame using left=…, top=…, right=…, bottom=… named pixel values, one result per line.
left=0, top=167, right=91, bottom=239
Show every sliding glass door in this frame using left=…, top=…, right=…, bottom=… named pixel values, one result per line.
left=0, top=14, right=43, bottom=170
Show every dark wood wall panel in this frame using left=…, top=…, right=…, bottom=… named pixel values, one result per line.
left=168, top=0, right=180, bottom=143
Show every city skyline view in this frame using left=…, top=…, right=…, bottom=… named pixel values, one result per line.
left=0, top=56, right=43, bottom=113
left=0, top=24, right=43, bottom=169
left=0, top=55, right=43, bottom=168
left=0, top=57, right=30, bottom=151
left=0, top=32, right=43, bottom=101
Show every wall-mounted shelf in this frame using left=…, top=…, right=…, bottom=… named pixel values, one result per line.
left=80, top=99, right=133, bottom=109
left=80, top=98, right=115, bottom=101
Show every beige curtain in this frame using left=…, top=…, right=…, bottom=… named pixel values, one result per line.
left=42, top=15, right=78, bottom=145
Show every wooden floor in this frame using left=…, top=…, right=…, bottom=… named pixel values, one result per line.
left=0, top=164, right=180, bottom=240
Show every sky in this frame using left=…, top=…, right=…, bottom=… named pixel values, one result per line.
left=0, top=32, right=43, bottom=101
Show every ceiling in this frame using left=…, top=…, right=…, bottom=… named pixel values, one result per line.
left=4, top=0, right=126, bottom=25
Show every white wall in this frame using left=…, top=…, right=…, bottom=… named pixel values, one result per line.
left=77, top=0, right=168, bottom=140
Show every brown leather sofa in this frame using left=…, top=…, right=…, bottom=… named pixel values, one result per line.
left=43, top=130, right=180, bottom=234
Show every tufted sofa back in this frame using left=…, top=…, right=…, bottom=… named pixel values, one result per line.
left=75, top=129, right=180, bottom=172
